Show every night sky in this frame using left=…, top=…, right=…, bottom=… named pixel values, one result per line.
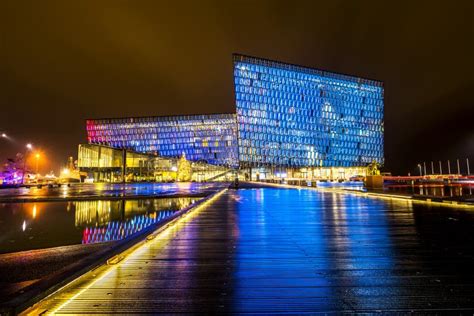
left=1, top=1, right=473, bottom=175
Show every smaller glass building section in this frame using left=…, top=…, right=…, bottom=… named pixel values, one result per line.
left=78, top=144, right=156, bottom=182
left=86, top=114, right=239, bottom=167
left=233, top=54, right=384, bottom=168
left=77, top=144, right=235, bottom=183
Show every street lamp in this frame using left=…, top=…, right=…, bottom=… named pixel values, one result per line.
left=22, top=143, right=34, bottom=185
left=1, top=133, right=7, bottom=138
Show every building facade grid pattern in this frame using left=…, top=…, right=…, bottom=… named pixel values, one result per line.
left=83, top=55, right=384, bottom=170
left=233, top=54, right=384, bottom=168
left=85, top=114, right=239, bottom=167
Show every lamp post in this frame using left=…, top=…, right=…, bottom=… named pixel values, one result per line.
left=22, top=143, right=33, bottom=185
left=417, top=164, right=422, bottom=176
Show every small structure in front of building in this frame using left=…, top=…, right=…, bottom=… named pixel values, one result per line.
left=364, top=160, right=383, bottom=189
left=177, top=153, right=192, bottom=182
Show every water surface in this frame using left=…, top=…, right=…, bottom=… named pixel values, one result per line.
left=0, top=197, right=198, bottom=254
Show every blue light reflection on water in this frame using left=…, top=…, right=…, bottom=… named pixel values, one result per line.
left=232, top=188, right=400, bottom=311
left=82, top=210, right=174, bottom=244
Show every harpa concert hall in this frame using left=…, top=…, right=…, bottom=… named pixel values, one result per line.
left=79, top=54, right=384, bottom=182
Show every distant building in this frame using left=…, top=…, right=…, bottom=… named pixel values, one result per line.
left=80, top=54, right=384, bottom=181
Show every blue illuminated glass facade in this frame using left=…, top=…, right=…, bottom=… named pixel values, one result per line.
left=86, top=114, right=239, bottom=167
left=85, top=54, right=383, bottom=170
left=233, top=54, right=384, bottom=168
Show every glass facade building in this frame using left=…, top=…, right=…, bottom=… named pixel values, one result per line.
left=84, top=54, right=383, bottom=172
left=233, top=54, right=384, bottom=168
left=86, top=114, right=239, bottom=167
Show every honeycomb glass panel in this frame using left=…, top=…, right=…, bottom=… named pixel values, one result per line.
left=233, top=54, right=384, bottom=168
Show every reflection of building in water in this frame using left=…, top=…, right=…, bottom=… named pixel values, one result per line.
left=123, top=198, right=194, bottom=217
left=74, top=197, right=196, bottom=244
left=82, top=211, right=174, bottom=244
left=74, top=197, right=195, bottom=227
left=74, top=200, right=122, bottom=226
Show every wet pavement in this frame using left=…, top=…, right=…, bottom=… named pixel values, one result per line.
left=0, top=243, right=113, bottom=298
left=28, top=187, right=474, bottom=313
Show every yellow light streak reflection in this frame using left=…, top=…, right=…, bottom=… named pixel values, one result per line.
left=32, top=204, right=37, bottom=219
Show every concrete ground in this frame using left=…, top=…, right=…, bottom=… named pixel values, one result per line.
left=0, top=243, right=113, bottom=298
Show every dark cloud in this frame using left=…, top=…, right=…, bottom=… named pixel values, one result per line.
left=1, top=0, right=473, bottom=174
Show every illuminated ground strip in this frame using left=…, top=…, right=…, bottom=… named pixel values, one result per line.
left=320, top=187, right=473, bottom=209
left=23, top=189, right=227, bottom=315
left=253, top=182, right=474, bottom=209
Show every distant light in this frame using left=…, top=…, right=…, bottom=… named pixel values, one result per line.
left=1, top=133, right=6, bottom=138
left=62, top=168, right=70, bottom=175
left=35, top=153, right=40, bottom=159
left=26, top=143, right=33, bottom=150
left=171, top=166, right=177, bottom=172
left=22, top=220, right=26, bottom=232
